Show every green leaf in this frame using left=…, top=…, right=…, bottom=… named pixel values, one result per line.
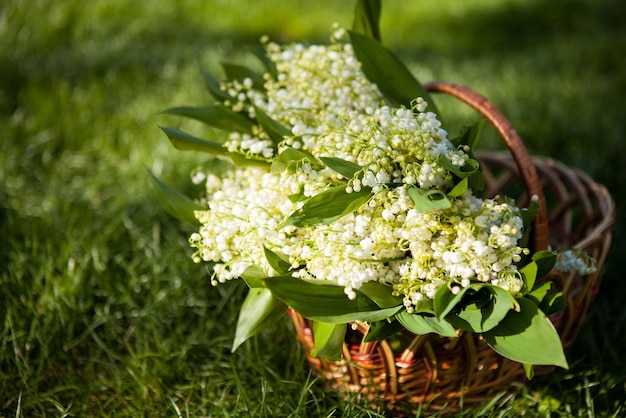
left=433, top=284, right=470, bottom=319
left=263, top=276, right=402, bottom=323
left=539, top=292, right=566, bottom=317
left=352, top=0, right=382, bottom=41
left=232, top=288, right=287, bottom=352
left=358, top=282, right=403, bottom=308
left=263, top=246, right=291, bottom=275
left=271, top=147, right=313, bottom=174
left=521, top=251, right=556, bottom=293
left=160, top=126, right=270, bottom=167
left=320, top=156, right=362, bottom=179
left=202, top=68, right=231, bottom=102
left=162, top=105, right=255, bottom=134
left=396, top=311, right=457, bottom=337
left=221, top=62, right=266, bottom=91
left=519, top=199, right=539, bottom=248
left=447, top=177, right=469, bottom=198
left=520, top=260, right=538, bottom=294
left=527, top=281, right=552, bottom=304
left=521, top=199, right=539, bottom=230
left=524, top=363, right=535, bottom=379
left=407, top=186, right=451, bottom=213
left=440, top=123, right=485, bottom=192
left=482, top=297, right=568, bottom=368
left=253, top=105, right=292, bottom=146
left=147, top=169, right=203, bottom=226
left=437, top=155, right=480, bottom=179
left=241, top=264, right=266, bottom=288
left=447, top=285, right=516, bottom=333
left=413, top=298, right=436, bottom=315
left=347, top=30, right=438, bottom=114
left=160, top=126, right=229, bottom=155
left=287, top=189, right=307, bottom=203
left=227, top=152, right=272, bottom=168
left=284, top=185, right=372, bottom=227
left=533, top=250, right=558, bottom=281
left=364, top=319, right=403, bottom=342
left=248, top=45, right=278, bottom=79
left=451, top=119, right=485, bottom=153
left=311, top=322, right=346, bottom=360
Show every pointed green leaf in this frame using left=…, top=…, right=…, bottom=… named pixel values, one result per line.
left=248, top=45, right=278, bottom=79
left=227, top=152, right=272, bottom=168
left=433, top=284, right=470, bottom=319
left=232, top=288, right=287, bottom=352
left=469, top=171, right=485, bottom=193
left=263, top=246, right=291, bottom=275
left=396, top=311, right=457, bottom=337
left=162, top=105, right=255, bottom=134
left=479, top=285, right=517, bottom=330
left=271, top=147, right=314, bottom=174
left=320, top=156, right=362, bottom=179
left=520, top=199, right=539, bottom=229
left=311, top=322, right=346, bottom=360
left=527, top=281, right=552, bottom=305
left=364, top=319, right=403, bottom=342
left=482, top=297, right=568, bottom=368
left=202, top=68, right=231, bottom=102
left=521, top=251, right=556, bottom=293
left=532, top=250, right=558, bottom=281
left=221, top=62, right=266, bottom=91
left=519, top=199, right=539, bottom=248
left=451, top=119, right=485, bottom=153
left=352, top=0, right=382, bottom=41
left=358, top=282, right=403, bottom=308
left=539, top=292, right=566, bottom=317
left=523, top=363, right=535, bottom=379
left=160, top=126, right=230, bottom=155
left=241, top=264, right=267, bottom=288
left=413, top=298, right=436, bottom=315
left=439, top=154, right=483, bottom=193
left=160, top=126, right=270, bottom=168
left=253, top=105, right=292, bottom=146
left=347, top=30, right=438, bottom=114
left=520, top=259, right=538, bottom=294
left=288, top=189, right=307, bottom=203
left=447, top=177, right=469, bottom=198
left=446, top=119, right=486, bottom=193
left=437, top=155, right=480, bottom=179
left=147, top=169, right=203, bottom=225
left=407, top=186, right=451, bottom=213
left=284, top=185, right=372, bottom=227
left=263, top=276, right=401, bottom=323
left=447, top=285, right=516, bottom=333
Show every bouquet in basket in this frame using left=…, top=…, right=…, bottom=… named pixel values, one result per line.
left=151, top=0, right=596, bottom=378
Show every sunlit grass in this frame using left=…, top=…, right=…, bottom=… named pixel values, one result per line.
left=1, top=0, right=625, bottom=416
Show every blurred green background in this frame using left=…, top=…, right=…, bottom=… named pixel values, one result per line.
left=1, top=0, right=624, bottom=416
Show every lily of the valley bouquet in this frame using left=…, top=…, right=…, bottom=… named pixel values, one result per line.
left=152, top=0, right=595, bottom=377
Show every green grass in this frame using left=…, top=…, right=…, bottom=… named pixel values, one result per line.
left=1, top=0, right=625, bottom=416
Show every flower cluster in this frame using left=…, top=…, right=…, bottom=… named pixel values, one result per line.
left=156, top=0, right=605, bottom=367
left=554, top=248, right=597, bottom=276
left=188, top=31, right=533, bottom=309
left=220, top=28, right=385, bottom=160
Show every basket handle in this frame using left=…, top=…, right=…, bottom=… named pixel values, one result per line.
left=424, top=82, right=549, bottom=251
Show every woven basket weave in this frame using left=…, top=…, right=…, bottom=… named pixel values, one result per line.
left=289, top=82, right=615, bottom=414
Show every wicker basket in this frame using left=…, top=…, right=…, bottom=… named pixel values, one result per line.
left=289, top=82, right=615, bottom=414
